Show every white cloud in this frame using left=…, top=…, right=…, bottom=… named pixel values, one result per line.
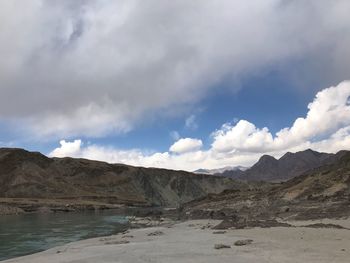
left=49, top=81, right=350, bottom=171
left=1, top=1, right=350, bottom=138
left=185, top=115, right=198, bottom=130
left=49, top=139, right=82, bottom=157
left=212, top=120, right=274, bottom=153
left=49, top=141, right=258, bottom=171
left=309, top=126, right=350, bottom=153
left=169, top=138, right=203, bottom=154
left=212, top=81, right=350, bottom=153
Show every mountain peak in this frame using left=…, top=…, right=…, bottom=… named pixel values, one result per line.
left=279, top=151, right=293, bottom=160
left=258, top=154, right=278, bottom=163
left=302, top=148, right=320, bottom=155
left=231, top=149, right=334, bottom=182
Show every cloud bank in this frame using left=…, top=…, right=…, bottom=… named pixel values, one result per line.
left=50, top=81, right=350, bottom=170
left=1, top=0, right=350, bottom=137
left=212, top=81, right=350, bottom=153
left=169, top=138, right=203, bottom=154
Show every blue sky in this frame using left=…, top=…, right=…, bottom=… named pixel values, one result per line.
left=1, top=1, right=350, bottom=170
left=106, top=70, right=311, bottom=151
left=1, top=69, right=315, bottom=152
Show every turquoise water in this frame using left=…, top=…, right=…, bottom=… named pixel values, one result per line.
left=0, top=211, right=129, bottom=261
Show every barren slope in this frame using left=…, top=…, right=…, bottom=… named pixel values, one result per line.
left=0, top=148, right=244, bottom=211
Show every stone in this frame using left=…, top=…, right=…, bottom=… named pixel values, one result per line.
left=234, top=239, right=253, bottom=246
left=105, top=240, right=130, bottom=245
left=147, top=231, right=164, bottom=236
left=213, top=231, right=226, bottom=234
left=214, top=243, right=231, bottom=249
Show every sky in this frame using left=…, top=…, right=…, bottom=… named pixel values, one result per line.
left=1, top=0, right=350, bottom=171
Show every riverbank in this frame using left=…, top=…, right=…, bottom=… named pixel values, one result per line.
left=3, top=218, right=350, bottom=263
left=0, top=198, right=134, bottom=215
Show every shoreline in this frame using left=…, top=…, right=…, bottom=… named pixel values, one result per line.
left=0, top=199, right=177, bottom=217
left=3, top=218, right=350, bottom=263
left=0, top=198, right=145, bottom=216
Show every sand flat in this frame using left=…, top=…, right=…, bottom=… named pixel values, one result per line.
left=3, top=219, right=350, bottom=263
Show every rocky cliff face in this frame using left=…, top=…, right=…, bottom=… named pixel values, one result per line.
left=0, top=148, right=243, bottom=208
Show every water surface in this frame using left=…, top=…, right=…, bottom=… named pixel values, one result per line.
left=0, top=211, right=129, bottom=261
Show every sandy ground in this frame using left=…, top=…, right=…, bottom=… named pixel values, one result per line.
left=3, top=219, right=350, bottom=263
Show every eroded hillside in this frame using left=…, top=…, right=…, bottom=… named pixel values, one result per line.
left=183, top=150, right=350, bottom=221
left=0, top=148, right=243, bottom=213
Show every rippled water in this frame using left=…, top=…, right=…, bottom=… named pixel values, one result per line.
left=0, top=211, right=129, bottom=261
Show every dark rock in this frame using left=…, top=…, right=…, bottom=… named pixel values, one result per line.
left=234, top=239, right=253, bottom=246
left=301, top=223, right=348, bottom=229
left=147, top=231, right=164, bottom=236
left=214, top=244, right=231, bottom=249
left=213, top=219, right=291, bottom=230
left=105, top=240, right=130, bottom=245
left=212, top=231, right=226, bottom=234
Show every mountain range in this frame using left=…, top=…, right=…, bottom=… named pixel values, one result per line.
left=1, top=147, right=349, bottom=218
left=214, top=149, right=338, bottom=182
left=193, top=166, right=247, bottom=175
left=183, top=149, right=350, bottom=221
left=0, top=148, right=242, bottom=213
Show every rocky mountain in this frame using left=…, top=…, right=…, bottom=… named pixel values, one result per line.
left=182, top=150, right=350, bottom=221
left=218, top=149, right=335, bottom=182
left=193, top=166, right=247, bottom=175
left=275, top=150, right=350, bottom=201
left=0, top=148, right=243, bottom=212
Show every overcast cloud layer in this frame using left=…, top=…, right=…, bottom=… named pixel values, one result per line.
left=1, top=0, right=350, bottom=137
left=50, top=81, right=350, bottom=170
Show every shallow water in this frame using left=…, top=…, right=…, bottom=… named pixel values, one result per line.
left=0, top=211, right=129, bottom=261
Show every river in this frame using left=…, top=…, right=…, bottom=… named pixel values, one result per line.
left=0, top=211, right=129, bottom=261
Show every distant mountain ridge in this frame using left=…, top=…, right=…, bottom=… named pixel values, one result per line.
left=0, top=148, right=242, bottom=209
left=217, top=149, right=339, bottom=182
left=193, top=166, right=247, bottom=175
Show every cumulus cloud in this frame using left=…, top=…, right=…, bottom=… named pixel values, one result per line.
left=306, top=126, right=350, bottom=153
left=212, top=81, right=350, bottom=153
left=169, top=138, right=203, bottom=154
left=49, top=140, right=257, bottom=171
left=49, top=139, right=83, bottom=157
left=49, top=81, right=350, bottom=170
left=1, top=0, right=350, bottom=138
left=211, top=120, right=274, bottom=153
